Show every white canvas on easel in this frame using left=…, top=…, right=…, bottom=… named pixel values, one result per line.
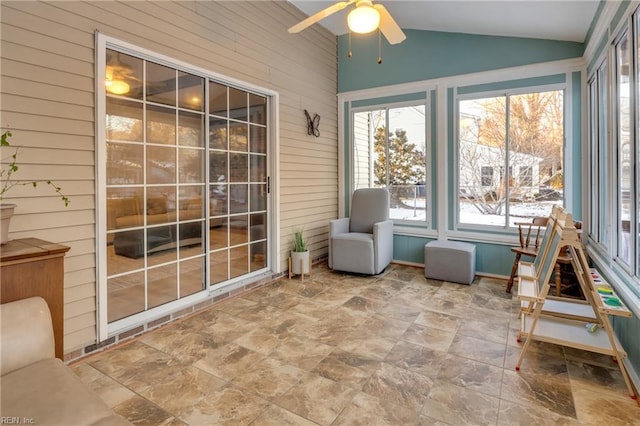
left=515, top=207, right=638, bottom=404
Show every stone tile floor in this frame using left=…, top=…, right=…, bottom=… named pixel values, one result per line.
left=72, top=263, right=640, bottom=425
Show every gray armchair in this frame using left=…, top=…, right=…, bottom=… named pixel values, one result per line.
left=329, top=188, right=393, bottom=275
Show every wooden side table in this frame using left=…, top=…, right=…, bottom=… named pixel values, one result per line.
left=1, top=238, right=70, bottom=359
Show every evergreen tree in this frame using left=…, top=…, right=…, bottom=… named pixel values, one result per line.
left=374, top=126, right=425, bottom=207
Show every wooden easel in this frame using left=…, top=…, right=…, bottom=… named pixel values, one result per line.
left=515, top=207, right=638, bottom=404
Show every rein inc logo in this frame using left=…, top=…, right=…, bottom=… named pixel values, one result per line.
left=0, top=418, right=34, bottom=424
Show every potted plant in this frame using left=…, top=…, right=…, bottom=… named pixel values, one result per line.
left=290, top=228, right=310, bottom=277
left=1, top=130, right=70, bottom=244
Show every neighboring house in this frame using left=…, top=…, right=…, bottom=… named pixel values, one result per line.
left=458, top=140, right=543, bottom=200
left=458, top=111, right=543, bottom=201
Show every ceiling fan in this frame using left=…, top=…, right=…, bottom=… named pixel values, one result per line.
left=288, top=0, right=406, bottom=45
left=105, top=52, right=141, bottom=95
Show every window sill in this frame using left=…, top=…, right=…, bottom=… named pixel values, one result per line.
left=588, top=245, right=640, bottom=318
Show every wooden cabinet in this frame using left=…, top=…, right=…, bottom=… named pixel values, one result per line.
left=1, top=238, right=70, bottom=359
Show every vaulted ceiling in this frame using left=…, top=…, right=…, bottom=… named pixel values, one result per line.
left=289, top=1, right=601, bottom=43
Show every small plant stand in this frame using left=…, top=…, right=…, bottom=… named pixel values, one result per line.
left=288, top=255, right=312, bottom=281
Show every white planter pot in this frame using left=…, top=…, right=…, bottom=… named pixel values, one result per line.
left=0, top=204, right=17, bottom=245
left=291, top=250, right=310, bottom=275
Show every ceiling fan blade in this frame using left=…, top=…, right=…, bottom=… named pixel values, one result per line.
left=374, top=4, right=406, bottom=45
left=289, top=1, right=355, bottom=33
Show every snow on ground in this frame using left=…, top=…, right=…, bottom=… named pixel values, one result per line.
left=390, top=199, right=562, bottom=227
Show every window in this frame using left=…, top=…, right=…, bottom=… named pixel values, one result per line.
left=586, top=13, right=640, bottom=296
left=481, top=166, right=494, bottom=186
left=458, top=90, right=564, bottom=227
left=615, top=30, right=633, bottom=267
left=519, top=166, right=533, bottom=187
left=353, top=102, right=428, bottom=223
left=588, top=59, right=610, bottom=249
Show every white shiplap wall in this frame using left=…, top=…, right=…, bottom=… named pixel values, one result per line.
left=0, top=0, right=337, bottom=353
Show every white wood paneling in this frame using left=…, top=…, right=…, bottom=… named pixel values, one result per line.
left=1, top=0, right=337, bottom=353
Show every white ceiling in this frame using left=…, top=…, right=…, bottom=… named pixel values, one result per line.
left=289, top=1, right=601, bottom=43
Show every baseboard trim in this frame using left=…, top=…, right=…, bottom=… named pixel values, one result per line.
left=391, top=260, right=423, bottom=268
left=392, top=260, right=510, bottom=283
left=475, top=272, right=509, bottom=281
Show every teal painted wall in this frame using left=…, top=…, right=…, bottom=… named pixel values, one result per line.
left=351, top=92, right=427, bottom=108
left=584, top=0, right=607, bottom=47
left=338, top=29, right=583, bottom=92
left=614, top=314, right=640, bottom=384
left=592, top=259, right=640, bottom=384
left=612, top=316, right=640, bottom=382
left=610, top=1, right=632, bottom=36
left=457, top=74, right=566, bottom=95
left=393, top=236, right=514, bottom=277
left=475, top=243, right=514, bottom=276
left=394, top=235, right=434, bottom=264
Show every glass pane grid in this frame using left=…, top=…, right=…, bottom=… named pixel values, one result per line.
left=106, top=48, right=268, bottom=325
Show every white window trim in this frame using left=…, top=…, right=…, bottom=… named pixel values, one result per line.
left=612, top=26, right=637, bottom=274
left=349, top=97, right=432, bottom=228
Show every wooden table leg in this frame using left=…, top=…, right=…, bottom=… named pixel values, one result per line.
left=507, top=252, right=522, bottom=293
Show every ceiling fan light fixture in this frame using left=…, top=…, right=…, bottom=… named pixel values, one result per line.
left=347, top=3, right=380, bottom=34
left=105, top=58, right=132, bottom=95
left=105, top=78, right=130, bottom=95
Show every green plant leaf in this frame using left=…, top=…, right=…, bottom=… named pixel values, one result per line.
left=0, top=129, right=70, bottom=207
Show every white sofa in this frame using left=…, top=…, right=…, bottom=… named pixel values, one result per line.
left=0, top=297, right=131, bottom=426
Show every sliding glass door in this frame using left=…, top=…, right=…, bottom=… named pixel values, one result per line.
left=103, top=46, right=269, bottom=326
left=208, top=83, right=268, bottom=285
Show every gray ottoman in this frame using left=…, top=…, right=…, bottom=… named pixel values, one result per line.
left=425, top=240, right=476, bottom=284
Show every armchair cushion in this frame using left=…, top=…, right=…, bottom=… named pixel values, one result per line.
left=331, top=232, right=376, bottom=275
left=349, top=188, right=390, bottom=233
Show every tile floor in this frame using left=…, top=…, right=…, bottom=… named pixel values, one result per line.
left=72, top=263, right=640, bottom=425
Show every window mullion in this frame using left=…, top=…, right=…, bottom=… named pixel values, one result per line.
left=385, top=108, right=390, bottom=188
left=505, top=95, right=511, bottom=227
left=204, top=80, right=211, bottom=290
left=142, top=58, right=149, bottom=312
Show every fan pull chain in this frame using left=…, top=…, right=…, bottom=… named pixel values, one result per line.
left=377, top=29, right=383, bottom=64
left=348, top=30, right=353, bottom=58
